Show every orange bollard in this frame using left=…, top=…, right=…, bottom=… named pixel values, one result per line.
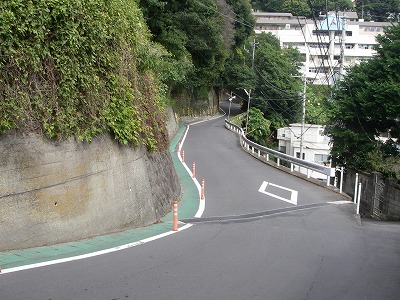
left=201, top=179, right=205, bottom=200
left=182, top=150, right=185, bottom=163
left=192, top=162, right=196, bottom=178
left=173, top=201, right=178, bottom=231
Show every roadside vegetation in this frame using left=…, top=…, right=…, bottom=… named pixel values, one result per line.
left=326, top=24, right=400, bottom=178
left=0, top=0, right=169, bottom=149
left=0, top=0, right=254, bottom=149
left=251, top=0, right=399, bottom=22
left=0, top=0, right=398, bottom=177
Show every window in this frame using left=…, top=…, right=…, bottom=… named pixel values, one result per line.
left=315, top=154, right=329, bottom=165
left=358, top=44, right=371, bottom=49
left=280, top=146, right=287, bottom=153
left=296, top=152, right=305, bottom=159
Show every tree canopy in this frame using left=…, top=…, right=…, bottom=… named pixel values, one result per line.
left=355, top=0, right=400, bottom=21
left=326, top=24, right=400, bottom=177
left=251, top=0, right=353, bottom=17
left=251, top=33, right=303, bottom=131
left=138, top=0, right=254, bottom=110
left=0, top=0, right=256, bottom=146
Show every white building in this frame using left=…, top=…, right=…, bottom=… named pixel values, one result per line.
left=254, top=11, right=393, bottom=85
left=277, top=124, right=331, bottom=179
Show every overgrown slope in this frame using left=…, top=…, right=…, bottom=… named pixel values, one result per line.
left=0, top=0, right=168, bottom=149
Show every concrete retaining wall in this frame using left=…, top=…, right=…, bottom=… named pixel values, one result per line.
left=343, top=169, right=400, bottom=221
left=0, top=127, right=181, bottom=251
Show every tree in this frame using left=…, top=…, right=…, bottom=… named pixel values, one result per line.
left=326, top=24, right=400, bottom=177
left=224, top=0, right=255, bottom=46
left=251, top=0, right=283, bottom=12
left=282, top=0, right=311, bottom=17
left=252, top=0, right=354, bottom=18
left=138, top=0, right=228, bottom=101
left=251, top=33, right=303, bottom=132
left=305, top=85, right=331, bottom=124
left=242, top=107, right=272, bottom=146
left=355, top=0, right=400, bottom=22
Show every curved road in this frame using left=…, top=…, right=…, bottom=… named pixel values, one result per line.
left=1, top=101, right=399, bottom=299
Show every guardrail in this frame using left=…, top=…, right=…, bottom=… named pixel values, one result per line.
left=225, top=119, right=336, bottom=186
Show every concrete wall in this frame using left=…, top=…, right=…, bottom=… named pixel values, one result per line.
left=165, top=106, right=178, bottom=140
left=0, top=128, right=181, bottom=251
left=343, top=169, right=400, bottom=221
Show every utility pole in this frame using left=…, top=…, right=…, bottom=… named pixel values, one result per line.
left=292, top=75, right=307, bottom=160
left=251, top=38, right=257, bottom=69
left=244, top=38, right=258, bottom=135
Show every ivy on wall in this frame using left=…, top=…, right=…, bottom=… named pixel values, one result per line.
left=0, top=0, right=167, bottom=150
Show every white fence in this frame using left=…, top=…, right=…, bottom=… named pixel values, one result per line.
left=225, top=119, right=336, bottom=186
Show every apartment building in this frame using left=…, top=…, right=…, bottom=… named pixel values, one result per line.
left=254, top=11, right=393, bottom=85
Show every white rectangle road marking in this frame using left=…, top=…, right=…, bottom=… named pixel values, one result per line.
left=258, top=181, right=298, bottom=205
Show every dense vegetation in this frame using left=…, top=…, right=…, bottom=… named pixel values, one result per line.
left=326, top=24, right=400, bottom=178
left=251, top=0, right=400, bottom=21
left=138, top=0, right=254, bottom=114
left=0, top=0, right=256, bottom=148
left=251, top=33, right=303, bottom=132
left=251, top=0, right=354, bottom=18
left=355, top=0, right=400, bottom=21
left=1, top=0, right=398, bottom=179
left=0, top=0, right=170, bottom=149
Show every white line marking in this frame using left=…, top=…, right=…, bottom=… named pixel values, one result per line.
left=3, top=116, right=218, bottom=274
left=1, top=224, right=193, bottom=275
left=258, top=181, right=298, bottom=205
left=178, top=123, right=205, bottom=218
left=328, top=200, right=353, bottom=205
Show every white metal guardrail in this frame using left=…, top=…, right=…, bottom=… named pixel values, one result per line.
left=225, top=119, right=336, bottom=186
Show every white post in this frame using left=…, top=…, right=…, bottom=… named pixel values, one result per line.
left=258, top=149, right=261, bottom=157
left=339, top=167, right=344, bottom=194
left=291, top=163, right=294, bottom=172
left=326, top=175, right=330, bottom=186
left=300, top=76, right=306, bottom=161
left=266, top=154, right=269, bottom=161
left=354, top=173, right=359, bottom=203
left=277, top=158, right=280, bottom=166
left=356, top=183, right=362, bottom=215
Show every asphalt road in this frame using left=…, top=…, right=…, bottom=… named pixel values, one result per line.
left=1, top=101, right=399, bottom=299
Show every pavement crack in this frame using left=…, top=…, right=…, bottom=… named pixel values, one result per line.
left=304, top=255, right=325, bottom=300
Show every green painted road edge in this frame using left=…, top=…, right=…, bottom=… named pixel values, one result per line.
left=0, top=122, right=199, bottom=270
